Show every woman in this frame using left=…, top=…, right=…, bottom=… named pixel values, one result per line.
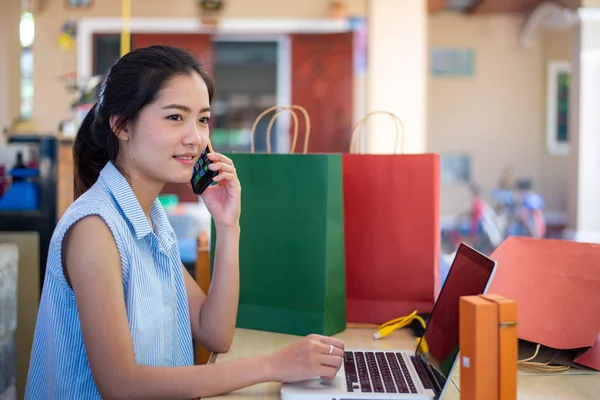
left=25, top=45, right=344, bottom=399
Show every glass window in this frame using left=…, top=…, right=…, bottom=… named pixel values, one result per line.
left=20, top=12, right=35, bottom=119
left=212, top=41, right=278, bottom=153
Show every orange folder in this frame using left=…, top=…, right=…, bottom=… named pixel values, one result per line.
left=487, top=236, right=600, bottom=370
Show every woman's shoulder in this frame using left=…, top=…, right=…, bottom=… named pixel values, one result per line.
left=44, top=180, right=138, bottom=298
left=54, top=182, right=123, bottom=239
left=64, top=182, right=114, bottom=212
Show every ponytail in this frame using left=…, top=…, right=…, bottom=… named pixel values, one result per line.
left=72, top=102, right=119, bottom=199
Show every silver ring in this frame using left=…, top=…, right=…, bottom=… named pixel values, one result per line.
left=328, top=344, right=333, bottom=355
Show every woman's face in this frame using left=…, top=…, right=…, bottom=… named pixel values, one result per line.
left=117, top=71, right=211, bottom=187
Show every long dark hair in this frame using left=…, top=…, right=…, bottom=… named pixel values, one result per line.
left=72, top=45, right=215, bottom=199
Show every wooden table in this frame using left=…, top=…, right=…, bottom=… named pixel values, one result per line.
left=207, top=327, right=600, bottom=399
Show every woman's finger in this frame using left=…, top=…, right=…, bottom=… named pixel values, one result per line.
left=208, top=161, right=236, bottom=174
left=319, top=354, right=344, bottom=369
left=317, top=342, right=344, bottom=358
left=317, top=365, right=340, bottom=381
left=207, top=152, right=234, bottom=165
left=318, top=336, right=345, bottom=351
left=212, top=172, right=238, bottom=184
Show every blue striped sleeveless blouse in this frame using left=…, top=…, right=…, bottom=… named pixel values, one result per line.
left=25, top=161, right=194, bottom=399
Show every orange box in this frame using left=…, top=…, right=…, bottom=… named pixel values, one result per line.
left=460, top=295, right=517, bottom=400
left=482, top=294, right=518, bottom=400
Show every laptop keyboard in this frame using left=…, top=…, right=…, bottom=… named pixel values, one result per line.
left=343, top=351, right=417, bottom=394
left=410, top=355, right=435, bottom=391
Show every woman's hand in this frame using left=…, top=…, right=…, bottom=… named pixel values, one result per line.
left=201, top=152, right=241, bottom=230
left=267, top=334, right=345, bottom=383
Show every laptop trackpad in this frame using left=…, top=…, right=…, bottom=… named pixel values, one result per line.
left=282, top=373, right=345, bottom=393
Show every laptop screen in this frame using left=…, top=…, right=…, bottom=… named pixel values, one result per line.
left=415, top=243, right=496, bottom=391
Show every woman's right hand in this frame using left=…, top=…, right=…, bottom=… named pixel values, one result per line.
left=267, top=334, right=345, bottom=383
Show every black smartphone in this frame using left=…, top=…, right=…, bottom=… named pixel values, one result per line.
left=191, top=144, right=219, bottom=195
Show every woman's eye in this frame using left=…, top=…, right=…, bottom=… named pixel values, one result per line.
left=199, top=117, right=210, bottom=124
left=167, top=115, right=183, bottom=121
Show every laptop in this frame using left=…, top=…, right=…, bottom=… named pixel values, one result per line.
left=280, top=242, right=497, bottom=400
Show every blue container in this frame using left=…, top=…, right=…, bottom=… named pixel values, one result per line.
left=0, top=168, right=40, bottom=211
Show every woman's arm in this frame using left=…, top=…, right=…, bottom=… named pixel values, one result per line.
left=184, top=225, right=240, bottom=353
left=185, top=152, right=242, bottom=352
left=65, top=216, right=248, bottom=399
left=65, top=215, right=342, bottom=399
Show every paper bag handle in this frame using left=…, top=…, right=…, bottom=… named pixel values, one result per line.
left=349, top=111, right=406, bottom=154
left=267, top=105, right=311, bottom=154
left=517, top=343, right=571, bottom=373
left=266, top=108, right=299, bottom=155
left=250, top=105, right=311, bottom=154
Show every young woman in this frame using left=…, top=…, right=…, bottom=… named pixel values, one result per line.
left=25, top=45, right=344, bottom=399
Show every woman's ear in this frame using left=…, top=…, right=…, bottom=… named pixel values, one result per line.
left=109, top=115, right=130, bottom=141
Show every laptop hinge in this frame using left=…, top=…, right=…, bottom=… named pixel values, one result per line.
left=416, top=355, right=443, bottom=397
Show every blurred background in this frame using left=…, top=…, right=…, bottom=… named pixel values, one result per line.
left=1, top=0, right=600, bottom=398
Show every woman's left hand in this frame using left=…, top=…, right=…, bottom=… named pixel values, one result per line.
left=200, top=152, right=241, bottom=230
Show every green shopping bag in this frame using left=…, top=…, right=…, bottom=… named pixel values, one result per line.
left=211, top=105, right=346, bottom=337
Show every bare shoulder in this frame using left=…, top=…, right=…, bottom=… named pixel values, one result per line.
left=63, top=214, right=121, bottom=290
left=65, top=215, right=117, bottom=255
left=67, top=214, right=113, bottom=240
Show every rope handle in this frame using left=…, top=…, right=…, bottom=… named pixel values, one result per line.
left=349, top=110, right=406, bottom=154
left=250, top=105, right=311, bottom=154
left=517, top=343, right=571, bottom=373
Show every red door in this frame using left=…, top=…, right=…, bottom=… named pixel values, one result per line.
left=132, top=34, right=214, bottom=202
left=290, top=33, right=354, bottom=153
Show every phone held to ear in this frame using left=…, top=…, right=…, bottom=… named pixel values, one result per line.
left=191, top=141, right=219, bottom=195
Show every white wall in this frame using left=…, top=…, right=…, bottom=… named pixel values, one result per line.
left=428, top=12, right=570, bottom=218
left=0, top=0, right=21, bottom=133
left=366, top=0, right=427, bottom=154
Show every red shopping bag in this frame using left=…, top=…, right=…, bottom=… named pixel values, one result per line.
left=488, top=236, right=600, bottom=371
left=343, top=111, right=441, bottom=323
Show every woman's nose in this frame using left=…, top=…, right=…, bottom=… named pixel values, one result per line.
left=184, top=123, right=203, bottom=147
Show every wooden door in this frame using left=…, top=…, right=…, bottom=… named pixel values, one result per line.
left=132, top=34, right=214, bottom=202
left=290, top=33, right=354, bottom=153
left=57, top=141, right=74, bottom=219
